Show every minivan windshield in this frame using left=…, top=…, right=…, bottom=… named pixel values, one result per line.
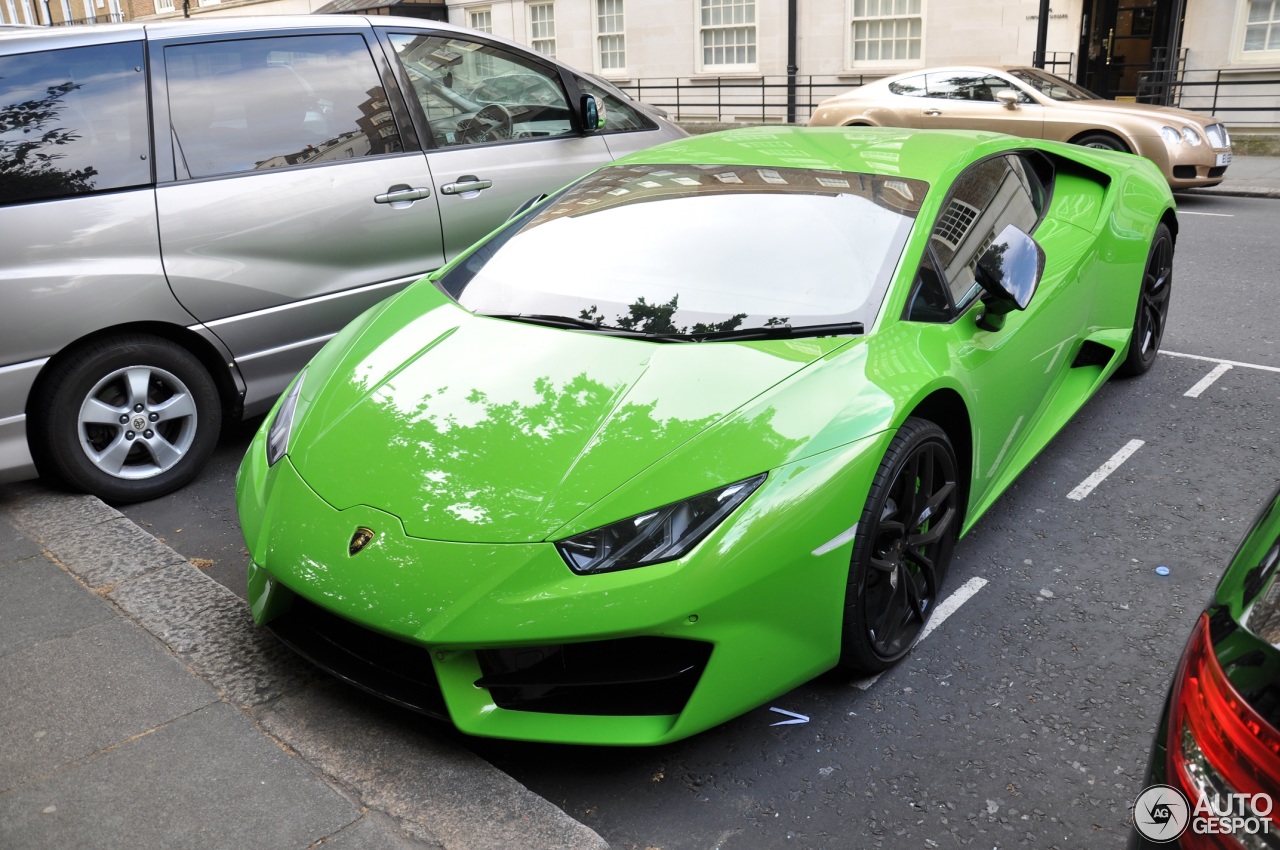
left=439, top=163, right=927, bottom=339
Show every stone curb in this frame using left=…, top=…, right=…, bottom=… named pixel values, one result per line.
left=5, top=487, right=608, bottom=850
left=1184, top=185, right=1280, bottom=199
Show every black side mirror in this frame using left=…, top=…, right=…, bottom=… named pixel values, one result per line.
left=580, top=94, right=607, bottom=132
left=974, top=223, right=1044, bottom=332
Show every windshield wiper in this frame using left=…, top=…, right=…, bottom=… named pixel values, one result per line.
left=483, top=314, right=863, bottom=343
left=650, top=321, right=865, bottom=343
left=483, top=313, right=676, bottom=340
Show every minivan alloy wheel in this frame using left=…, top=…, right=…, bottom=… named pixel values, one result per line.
left=78, top=364, right=198, bottom=479
left=33, top=334, right=221, bottom=504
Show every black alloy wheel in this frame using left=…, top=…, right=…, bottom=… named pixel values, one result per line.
left=1118, top=221, right=1174, bottom=377
left=840, top=418, right=959, bottom=673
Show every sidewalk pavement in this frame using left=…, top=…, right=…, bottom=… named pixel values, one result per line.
left=1186, top=152, right=1280, bottom=198
left=0, top=482, right=608, bottom=850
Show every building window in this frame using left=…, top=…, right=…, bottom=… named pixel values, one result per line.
left=154, top=0, right=174, bottom=11
left=1245, top=0, right=1280, bottom=51
left=931, top=199, right=978, bottom=251
left=597, top=0, right=625, bottom=71
left=529, top=3, right=556, bottom=57
left=700, top=0, right=755, bottom=68
left=469, top=8, right=492, bottom=33
left=850, top=0, right=922, bottom=64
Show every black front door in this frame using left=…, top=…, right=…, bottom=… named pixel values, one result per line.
left=1079, top=0, right=1180, bottom=100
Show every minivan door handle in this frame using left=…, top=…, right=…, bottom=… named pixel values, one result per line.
left=374, top=185, right=432, bottom=205
left=440, top=177, right=494, bottom=196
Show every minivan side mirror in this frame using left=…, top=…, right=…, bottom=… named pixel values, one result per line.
left=974, top=223, right=1044, bottom=332
left=580, top=94, right=607, bottom=132
left=995, top=89, right=1020, bottom=110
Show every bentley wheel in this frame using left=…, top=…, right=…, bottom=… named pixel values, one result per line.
left=1118, top=221, right=1174, bottom=377
left=839, top=418, right=959, bottom=673
left=32, top=334, right=222, bottom=504
left=1074, top=132, right=1130, bottom=153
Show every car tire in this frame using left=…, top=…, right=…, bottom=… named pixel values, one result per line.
left=32, top=334, right=222, bottom=504
left=1117, top=221, right=1174, bottom=377
left=839, top=417, right=959, bottom=673
left=1074, top=132, right=1130, bottom=153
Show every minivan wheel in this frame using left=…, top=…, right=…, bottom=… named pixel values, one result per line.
left=33, top=335, right=221, bottom=504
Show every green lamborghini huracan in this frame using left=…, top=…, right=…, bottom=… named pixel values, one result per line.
left=236, top=126, right=1176, bottom=745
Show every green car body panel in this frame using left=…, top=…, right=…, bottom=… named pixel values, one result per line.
left=237, top=126, right=1176, bottom=745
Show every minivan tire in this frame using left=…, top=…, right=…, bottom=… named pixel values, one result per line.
left=33, top=335, right=221, bottom=504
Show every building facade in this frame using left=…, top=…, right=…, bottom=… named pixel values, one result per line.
left=4, top=1, right=1277, bottom=129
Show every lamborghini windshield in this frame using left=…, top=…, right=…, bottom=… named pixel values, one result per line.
left=439, top=163, right=928, bottom=339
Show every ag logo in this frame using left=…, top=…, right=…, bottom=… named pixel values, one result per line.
left=348, top=527, right=376, bottom=556
left=1133, top=784, right=1190, bottom=842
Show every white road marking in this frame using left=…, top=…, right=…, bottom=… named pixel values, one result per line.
left=1177, top=211, right=1234, bottom=217
left=1184, top=363, right=1233, bottom=398
left=1165, top=350, right=1280, bottom=374
left=1067, top=439, right=1145, bottom=501
left=852, top=576, right=989, bottom=691
left=768, top=707, right=810, bottom=726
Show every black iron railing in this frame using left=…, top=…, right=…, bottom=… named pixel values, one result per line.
left=51, top=12, right=126, bottom=25
left=617, top=53, right=1079, bottom=125
left=1139, top=67, right=1280, bottom=127
left=616, top=74, right=875, bottom=125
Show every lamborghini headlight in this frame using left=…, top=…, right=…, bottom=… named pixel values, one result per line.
left=556, top=474, right=767, bottom=575
left=266, top=370, right=306, bottom=467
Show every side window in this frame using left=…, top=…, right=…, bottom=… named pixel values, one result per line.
left=165, top=34, right=402, bottom=180
left=575, top=75, right=657, bottom=132
left=906, top=249, right=953, bottom=323
left=387, top=33, right=574, bottom=148
left=928, top=154, right=1042, bottom=308
left=887, top=75, right=927, bottom=97
left=925, top=73, right=1010, bottom=102
left=0, top=41, right=150, bottom=205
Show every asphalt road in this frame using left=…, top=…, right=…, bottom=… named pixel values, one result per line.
left=121, top=191, right=1280, bottom=849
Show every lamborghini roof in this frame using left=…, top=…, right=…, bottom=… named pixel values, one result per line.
left=612, top=125, right=1025, bottom=188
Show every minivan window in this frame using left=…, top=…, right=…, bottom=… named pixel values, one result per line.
left=575, top=75, right=658, bottom=132
left=165, top=34, right=402, bottom=180
left=0, top=41, right=150, bottom=204
left=388, top=32, right=575, bottom=148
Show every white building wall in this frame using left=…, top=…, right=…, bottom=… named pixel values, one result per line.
left=447, top=0, right=1083, bottom=82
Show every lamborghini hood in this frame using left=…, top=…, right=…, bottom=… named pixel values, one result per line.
left=288, top=296, right=845, bottom=543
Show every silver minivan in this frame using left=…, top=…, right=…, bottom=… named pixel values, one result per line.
left=0, top=15, right=686, bottom=502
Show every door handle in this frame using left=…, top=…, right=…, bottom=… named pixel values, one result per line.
left=924, top=108, right=942, bottom=116
left=440, top=177, right=494, bottom=196
left=374, top=185, right=431, bottom=204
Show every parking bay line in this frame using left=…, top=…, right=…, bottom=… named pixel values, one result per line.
left=1067, top=439, right=1145, bottom=501
left=1165, top=349, right=1280, bottom=374
left=1184, top=362, right=1233, bottom=398
left=852, top=576, right=989, bottom=691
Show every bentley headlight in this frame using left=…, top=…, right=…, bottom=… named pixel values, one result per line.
left=1181, top=126, right=1202, bottom=146
left=556, top=474, right=767, bottom=575
left=1160, top=126, right=1182, bottom=146
left=266, top=370, right=306, bottom=467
